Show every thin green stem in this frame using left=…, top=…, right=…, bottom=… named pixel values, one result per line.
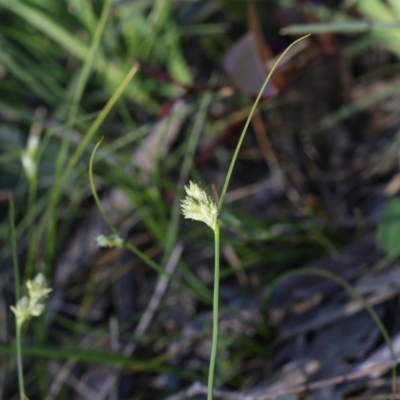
left=217, top=35, right=310, bottom=212
left=15, top=323, right=25, bottom=400
left=208, top=223, right=220, bottom=400
left=25, top=175, right=37, bottom=278
left=9, top=196, right=24, bottom=399
left=9, top=195, right=20, bottom=298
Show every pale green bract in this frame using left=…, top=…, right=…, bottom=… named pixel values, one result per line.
left=26, top=272, right=52, bottom=302
left=181, top=181, right=218, bottom=231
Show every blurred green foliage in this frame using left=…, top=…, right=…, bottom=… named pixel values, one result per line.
left=377, top=198, right=400, bottom=258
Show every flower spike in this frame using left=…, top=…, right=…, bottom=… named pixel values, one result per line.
left=181, top=181, right=218, bottom=231
left=11, top=273, right=52, bottom=327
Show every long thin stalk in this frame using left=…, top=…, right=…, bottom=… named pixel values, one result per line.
left=217, top=35, right=310, bottom=212
left=9, top=196, right=20, bottom=298
left=15, top=324, right=24, bottom=400
left=207, top=223, right=220, bottom=400
left=9, top=195, right=24, bottom=400
left=25, top=174, right=37, bottom=278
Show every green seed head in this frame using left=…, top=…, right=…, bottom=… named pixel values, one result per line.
left=181, top=181, right=218, bottom=231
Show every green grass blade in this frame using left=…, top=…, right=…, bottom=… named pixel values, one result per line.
left=0, top=344, right=195, bottom=377
left=44, top=63, right=139, bottom=270
left=9, top=194, right=20, bottom=299
left=281, top=21, right=400, bottom=35
left=0, top=0, right=88, bottom=59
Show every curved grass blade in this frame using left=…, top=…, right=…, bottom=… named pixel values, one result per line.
left=217, top=34, right=310, bottom=212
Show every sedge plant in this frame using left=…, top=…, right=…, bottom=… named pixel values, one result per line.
left=85, top=31, right=395, bottom=400
left=180, top=35, right=310, bottom=400
left=10, top=273, right=52, bottom=400
left=10, top=189, right=52, bottom=400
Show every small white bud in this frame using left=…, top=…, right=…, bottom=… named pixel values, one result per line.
left=21, top=135, right=40, bottom=180
left=96, top=234, right=124, bottom=248
left=10, top=296, right=31, bottom=327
